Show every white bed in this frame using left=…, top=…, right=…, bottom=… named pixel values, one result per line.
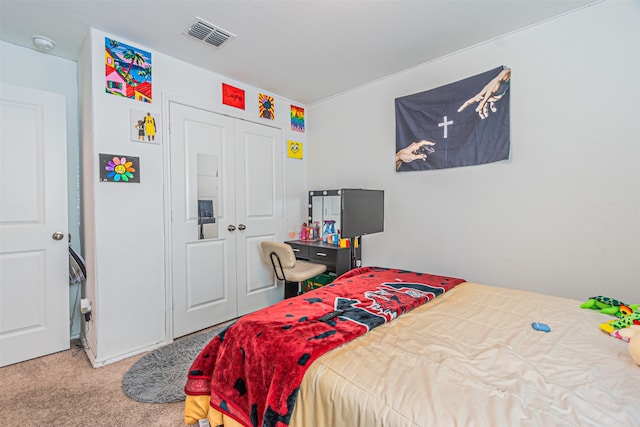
left=185, top=274, right=640, bottom=426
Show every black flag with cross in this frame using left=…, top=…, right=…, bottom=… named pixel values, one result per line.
left=395, top=66, right=511, bottom=172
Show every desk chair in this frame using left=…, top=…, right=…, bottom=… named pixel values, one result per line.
left=260, top=241, right=327, bottom=297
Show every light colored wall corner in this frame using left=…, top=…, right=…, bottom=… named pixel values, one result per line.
left=307, top=0, right=640, bottom=303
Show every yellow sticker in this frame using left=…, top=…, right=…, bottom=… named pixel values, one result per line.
left=287, top=140, right=303, bottom=159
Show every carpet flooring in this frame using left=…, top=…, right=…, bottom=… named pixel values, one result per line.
left=0, top=325, right=226, bottom=427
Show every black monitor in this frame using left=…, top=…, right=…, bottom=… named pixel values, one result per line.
left=341, top=189, right=384, bottom=238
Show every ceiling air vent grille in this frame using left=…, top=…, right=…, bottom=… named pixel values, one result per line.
left=184, top=18, right=235, bottom=48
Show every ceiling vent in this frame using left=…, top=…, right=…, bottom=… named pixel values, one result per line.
left=184, top=18, right=235, bottom=48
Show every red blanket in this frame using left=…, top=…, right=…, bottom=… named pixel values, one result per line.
left=184, top=266, right=464, bottom=427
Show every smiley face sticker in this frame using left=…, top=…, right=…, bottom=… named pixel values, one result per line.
left=287, top=140, right=303, bottom=159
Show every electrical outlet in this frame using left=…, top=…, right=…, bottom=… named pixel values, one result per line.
left=80, top=298, right=92, bottom=313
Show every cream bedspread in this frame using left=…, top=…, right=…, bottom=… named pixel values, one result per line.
left=290, top=282, right=640, bottom=426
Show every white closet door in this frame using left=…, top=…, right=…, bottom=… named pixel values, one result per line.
left=169, top=102, right=285, bottom=337
left=234, top=119, right=284, bottom=316
left=169, top=102, right=237, bottom=338
left=0, top=84, right=69, bottom=366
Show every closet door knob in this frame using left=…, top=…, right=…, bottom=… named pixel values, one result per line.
left=52, top=232, right=65, bottom=241
left=238, top=224, right=246, bottom=231
left=227, top=225, right=236, bottom=231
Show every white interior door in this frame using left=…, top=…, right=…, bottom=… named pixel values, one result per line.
left=0, top=83, right=69, bottom=367
left=234, top=119, right=284, bottom=316
left=170, top=102, right=237, bottom=338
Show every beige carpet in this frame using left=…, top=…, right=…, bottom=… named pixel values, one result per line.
left=0, top=340, right=193, bottom=427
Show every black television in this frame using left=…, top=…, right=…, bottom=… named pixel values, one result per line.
left=340, top=189, right=384, bottom=238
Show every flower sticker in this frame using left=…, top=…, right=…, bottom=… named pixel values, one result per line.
left=99, top=154, right=140, bottom=183
left=105, top=156, right=135, bottom=181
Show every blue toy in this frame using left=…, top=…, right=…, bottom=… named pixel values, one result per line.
left=532, top=322, right=551, bottom=332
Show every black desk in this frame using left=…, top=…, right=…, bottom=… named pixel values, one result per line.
left=284, top=240, right=360, bottom=298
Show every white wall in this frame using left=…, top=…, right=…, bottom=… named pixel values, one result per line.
left=307, top=0, right=639, bottom=303
left=0, top=41, right=83, bottom=339
left=81, top=29, right=308, bottom=365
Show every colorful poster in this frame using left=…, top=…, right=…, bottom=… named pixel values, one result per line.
left=395, top=66, right=511, bottom=172
left=105, top=38, right=152, bottom=103
left=99, top=154, right=140, bottom=183
left=222, top=83, right=245, bottom=109
left=291, top=105, right=305, bottom=132
left=287, top=140, right=303, bottom=159
left=130, top=109, right=159, bottom=143
left=258, top=93, right=274, bottom=120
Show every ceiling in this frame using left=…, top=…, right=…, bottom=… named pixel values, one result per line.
left=0, top=0, right=598, bottom=105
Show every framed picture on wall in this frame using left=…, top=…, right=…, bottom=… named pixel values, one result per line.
left=99, top=153, right=140, bottom=183
left=130, top=109, right=160, bottom=144
left=105, top=37, right=152, bottom=103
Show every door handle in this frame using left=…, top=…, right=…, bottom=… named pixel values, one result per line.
left=52, top=232, right=65, bottom=241
left=238, top=224, right=246, bottom=231
left=227, top=225, right=236, bottom=231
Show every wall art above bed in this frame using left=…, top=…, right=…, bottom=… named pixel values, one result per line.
left=395, top=65, right=510, bottom=172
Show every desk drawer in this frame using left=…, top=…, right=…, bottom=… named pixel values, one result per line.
left=286, top=242, right=309, bottom=258
left=308, top=246, right=338, bottom=263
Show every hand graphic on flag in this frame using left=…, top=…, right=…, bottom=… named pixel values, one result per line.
left=395, top=140, right=435, bottom=171
left=458, top=68, right=511, bottom=119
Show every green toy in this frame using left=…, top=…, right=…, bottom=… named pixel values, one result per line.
left=600, top=312, right=640, bottom=333
left=580, top=296, right=639, bottom=318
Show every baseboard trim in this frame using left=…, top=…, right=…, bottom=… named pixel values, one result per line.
left=81, top=338, right=171, bottom=368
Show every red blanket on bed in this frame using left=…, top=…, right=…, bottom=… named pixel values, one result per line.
left=184, top=266, right=464, bottom=427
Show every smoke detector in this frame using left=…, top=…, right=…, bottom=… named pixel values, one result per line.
left=183, top=17, right=235, bottom=48
left=32, top=35, right=56, bottom=52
